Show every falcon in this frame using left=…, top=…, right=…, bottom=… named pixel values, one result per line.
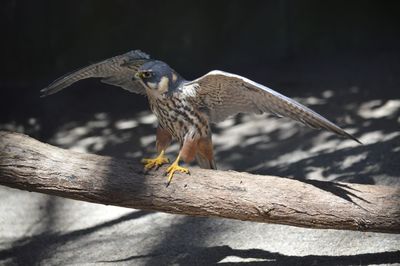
left=41, top=50, right=361, bottom=185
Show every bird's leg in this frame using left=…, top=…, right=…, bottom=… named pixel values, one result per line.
left=141, top=149, right=169, bottom=170
left=141, top=126, right=172, bottom=171
left=165, top=138, right=197, bottom=186
left=166, top=154, right=190, bottom=186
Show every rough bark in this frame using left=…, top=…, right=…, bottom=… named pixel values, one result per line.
left=0, top=131, right=399, bottom=233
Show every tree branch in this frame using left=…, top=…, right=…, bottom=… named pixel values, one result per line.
left=0, top=131, right=399, bottom=233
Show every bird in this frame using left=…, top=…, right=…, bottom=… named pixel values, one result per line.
left=41, top=50, right=361, bottom=186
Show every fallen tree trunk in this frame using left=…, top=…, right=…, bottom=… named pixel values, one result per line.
left=0, top=131, right=399, bottom=233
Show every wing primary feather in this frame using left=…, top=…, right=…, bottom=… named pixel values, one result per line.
left=40, top=50, right=150, bottom=97
left=40, top=63, right=102, bottom=97
left=280, top=96, right=362, bottom=144
left=189, top=70, right=362, bottom=144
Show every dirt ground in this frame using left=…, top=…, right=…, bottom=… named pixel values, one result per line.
left=0, top=62, right=399, bottom=265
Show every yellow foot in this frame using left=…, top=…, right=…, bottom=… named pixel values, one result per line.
left=141, top=151, right=169, bottom=171
left=166, top=161, right=190, bottom=186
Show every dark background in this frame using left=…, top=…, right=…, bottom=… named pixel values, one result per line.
left=1, top=0, right=399, bottom=142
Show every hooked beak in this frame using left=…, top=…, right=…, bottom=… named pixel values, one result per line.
left=134, top=72, right=142, bottom=80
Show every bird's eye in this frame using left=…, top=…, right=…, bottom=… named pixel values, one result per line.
left=141, top=71, right=152, bottom=78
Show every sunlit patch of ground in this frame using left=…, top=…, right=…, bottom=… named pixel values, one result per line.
left=358, top=99, right=400, bottom=119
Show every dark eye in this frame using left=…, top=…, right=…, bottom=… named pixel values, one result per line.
left=142, top=71, right=152, bottom=78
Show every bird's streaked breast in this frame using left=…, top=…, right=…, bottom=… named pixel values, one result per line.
left=148, top=94, right=209, bottom=142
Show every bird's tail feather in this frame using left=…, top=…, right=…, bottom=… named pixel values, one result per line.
left=195, top=153, right=217, bottom=169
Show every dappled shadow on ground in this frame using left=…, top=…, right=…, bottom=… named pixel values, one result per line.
left=97, top=216, right=227, bottom=265
left=5, top=89, right=398, bottom=209
left=211, top=90, right=400, bottom=185
left=3, top=87, right=397, bottom=185
left=0, top=210, right=150, bottom=265
left=99, top=245, right=400, bottom=265
left=179, top=246, right=400, bottom=265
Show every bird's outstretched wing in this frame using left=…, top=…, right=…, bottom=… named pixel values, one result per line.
left=41, top=50, right=150, bottom=97
left=185, top=70, right=361, bottom=143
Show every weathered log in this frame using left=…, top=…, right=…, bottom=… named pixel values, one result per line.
left=0, top=131, right=399, bottom=233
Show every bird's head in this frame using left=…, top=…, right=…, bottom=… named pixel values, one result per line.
left=135, top=61, right=183, bottom=94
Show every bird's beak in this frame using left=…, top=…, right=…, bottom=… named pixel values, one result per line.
left=134, top=72, right=142, bottom=80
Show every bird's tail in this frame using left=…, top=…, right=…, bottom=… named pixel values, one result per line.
left=195, top=137, right=217, bottom=169
left=195, top=153, right=217, bottom=169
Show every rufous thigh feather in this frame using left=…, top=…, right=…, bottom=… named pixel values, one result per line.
left=156, top=126, right=172, bottom=153
left=196, top=137, right=217, bottom=169
left=179, top=138, right=199, bottom=163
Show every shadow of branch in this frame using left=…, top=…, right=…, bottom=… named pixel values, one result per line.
left=99, top=245, right=400, bottom=265
left=0, top=210, right=151, bottom=264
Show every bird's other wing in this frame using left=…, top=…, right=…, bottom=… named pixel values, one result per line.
left=40, top=50, right=151, bottom=97
left=185, top=70, right=361, bottom=143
